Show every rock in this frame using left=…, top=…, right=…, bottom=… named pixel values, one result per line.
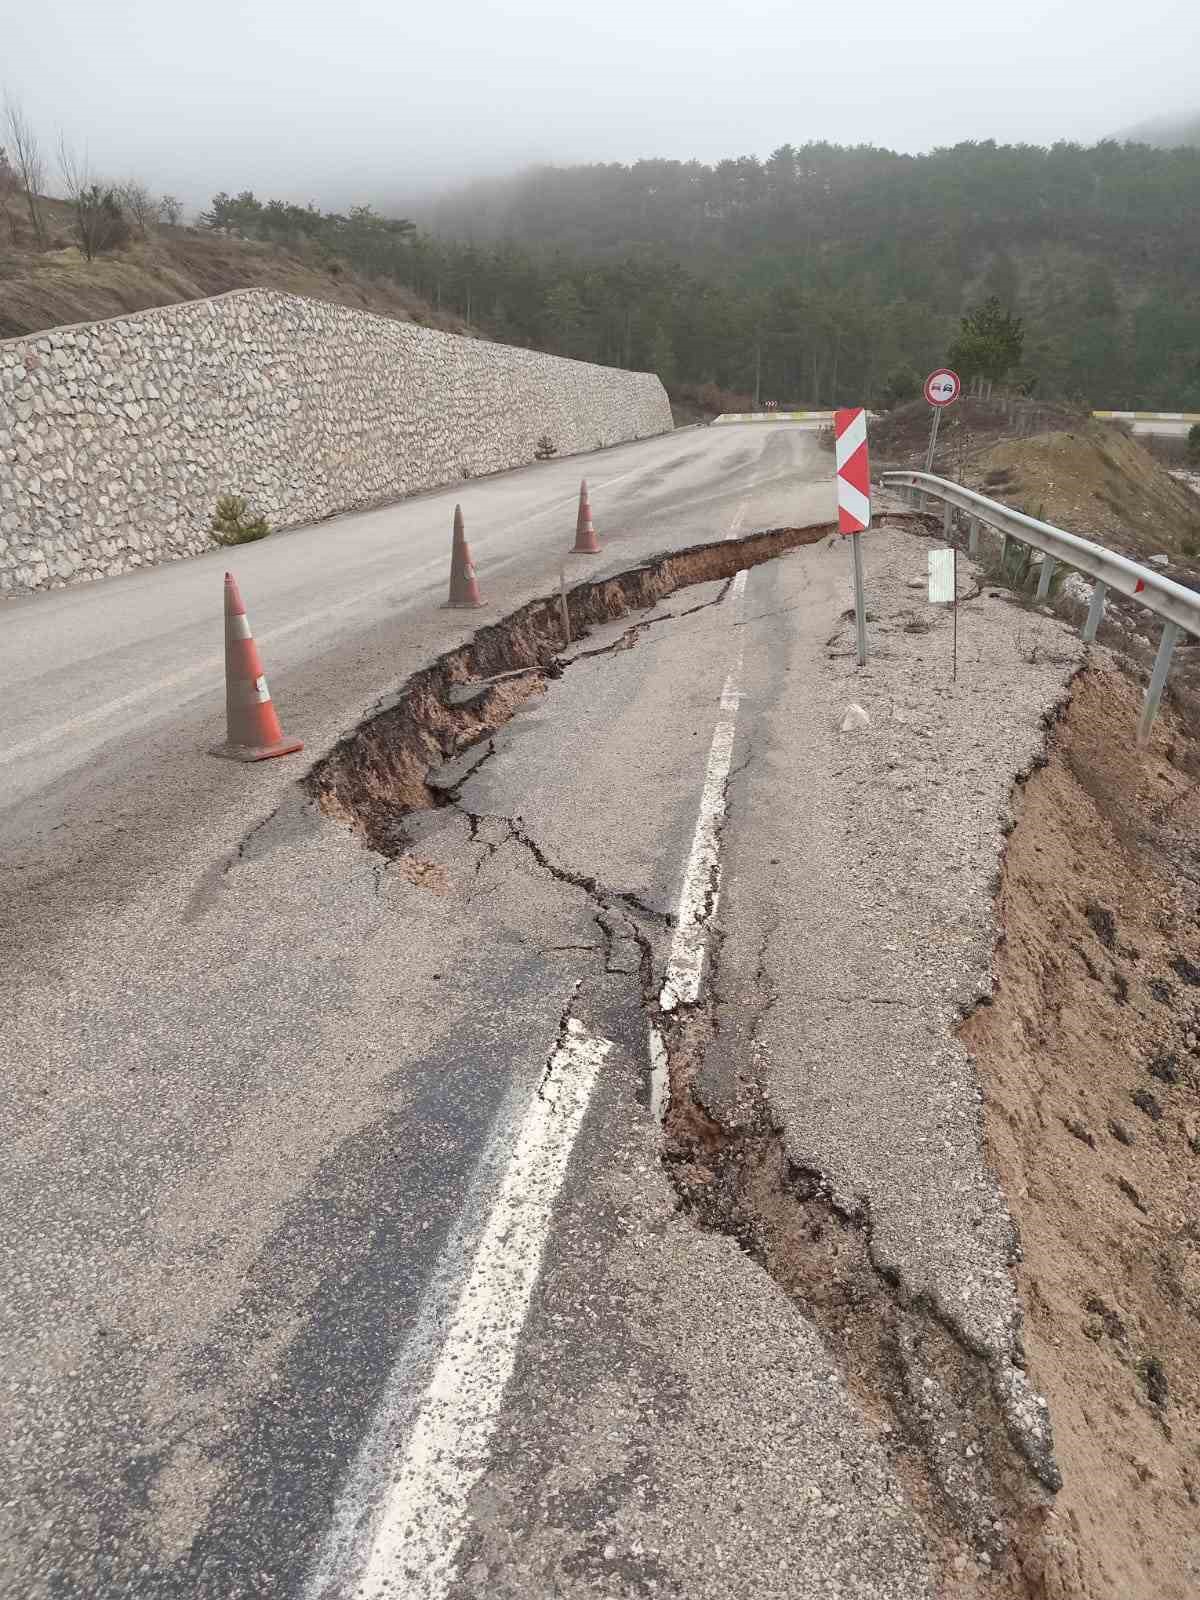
left=840, top=703, right=871, bottom=733
left=1060, top=573, right=1095, bottom=606
left=1149, top=554, right=1170, bottom=566
left=1131, top=1087, right=1162, bottom=1121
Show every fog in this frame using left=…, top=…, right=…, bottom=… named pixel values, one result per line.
left=5, top=0, right=1197, bottom=215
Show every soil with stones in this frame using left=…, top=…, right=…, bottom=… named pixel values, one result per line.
left=962, top=662, right=1200, bottom=1599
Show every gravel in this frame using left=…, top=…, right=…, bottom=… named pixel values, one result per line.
left=710, top=517, right=1082, bottom=1435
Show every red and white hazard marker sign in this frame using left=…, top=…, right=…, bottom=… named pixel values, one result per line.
left=834, top=408, right=871, bottom=535
left=924, top=368, right=961, bottom=407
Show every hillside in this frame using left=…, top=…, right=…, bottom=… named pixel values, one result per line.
left=1117, top=110, right=1200, bottom=149
left=963, top=423, right=1200, bottom=560
left=8, top=138, right=1200, bottom=421
left=0, top=194, right=470, bottom=342
left=874, top=399, right=1200, bottom=560
left=422, top=140, right=1200, bottom=412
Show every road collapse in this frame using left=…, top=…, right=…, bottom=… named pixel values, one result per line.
left=305, top=521, right=835, bottom=851
left=302, top=511, right=1141, bottom=1598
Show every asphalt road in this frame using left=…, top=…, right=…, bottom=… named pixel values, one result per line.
left=2, top=423, right=840, bottom=1598
left=3, top=422, right=1078, bottom=1598
left=0, top=422, right=823, bottom=916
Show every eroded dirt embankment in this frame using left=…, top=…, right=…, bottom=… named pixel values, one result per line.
left=962, top=662, right=1200, bottom=1599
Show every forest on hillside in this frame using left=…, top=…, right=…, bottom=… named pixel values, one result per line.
left=195, top=139, right=1200, bottom=410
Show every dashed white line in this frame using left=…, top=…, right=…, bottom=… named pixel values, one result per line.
left=322, top=1016, right=612, bottom=1600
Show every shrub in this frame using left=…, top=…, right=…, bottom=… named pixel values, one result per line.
left=117, top=180, right=156, bottom=238
left=211, top=494, right=270, bottom=546
left=1188, top=422, right=1200, bottom=464
left=880, top=366, right=921, bottom=407
left=534, top=433, right=557, bottom=460
left=71, top=184, right=131, bottom=260
left=670, top=380, right=753, bottom=418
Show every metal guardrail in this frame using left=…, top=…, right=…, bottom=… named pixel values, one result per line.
left=881, top=469, right=1200, bottom=745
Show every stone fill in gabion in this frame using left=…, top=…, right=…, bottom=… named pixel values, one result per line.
left=0, top=289, right=672, bottom=592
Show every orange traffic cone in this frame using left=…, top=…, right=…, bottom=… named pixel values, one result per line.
left=444, top=504, right=484, bottom=608
left=572, top=479, right=600, bottom=555
left=210, top=573, right=304, bottom=762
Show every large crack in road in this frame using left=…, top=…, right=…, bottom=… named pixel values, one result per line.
left=303, top=521, right=835, bottom=853
left=294, top=518, right=1083, bottom=1597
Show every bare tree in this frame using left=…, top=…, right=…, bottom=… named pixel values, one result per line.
left=118, top=179, right=156, bottom=238
left=58, top=136, right=129, bottom=261
left=0, top=145, right=20, bottom=243
left=158, top=193, right=183, bottom=227
left=3, top=95, right=46, bottom=244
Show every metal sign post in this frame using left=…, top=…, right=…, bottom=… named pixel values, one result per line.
left=558, top=565, right=571, bottom=647
left=924, top=406, right=941, bottom=473
left=851, top=532, right=868, bottom=667
left=834, top=408, right=872, bottom=668
left=922, top=368, right=961, bottom=476
left=953, top=544, right=958, bottom=682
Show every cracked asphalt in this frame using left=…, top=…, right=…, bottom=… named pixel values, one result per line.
left=2, top=425, right=837, bottom=1598
left=3, top=415, right=1084, bottom=1598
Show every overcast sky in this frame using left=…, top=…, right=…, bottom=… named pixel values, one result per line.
left=5, top=0, right=1197, bottom=214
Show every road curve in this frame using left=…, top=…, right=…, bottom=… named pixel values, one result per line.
left=2, top=423, right=839, bottom=1599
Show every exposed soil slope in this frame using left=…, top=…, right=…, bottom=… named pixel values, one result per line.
left=0, top=195, right=469, bottom=340
left=871, top=396, right=1087, bottom=470
left=874, top=400, right=1200, bottom=563
left=964, top=425, right=1200, bottom=560
left=962, top=663, right=1200, bottom=1599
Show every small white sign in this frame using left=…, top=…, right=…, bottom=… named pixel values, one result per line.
left=928, top=548, right=955, bottom=603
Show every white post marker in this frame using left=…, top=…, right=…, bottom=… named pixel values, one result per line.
left=922, top=367, right=961, bottom=474
left=928, top=548, right=955, bottom=603
left=928, top=546, right=960, bottom=680
left=834, top=407, right=871, bottom=667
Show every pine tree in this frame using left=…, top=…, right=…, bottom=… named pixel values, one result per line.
left=948, top=297, right=1025, bottom=384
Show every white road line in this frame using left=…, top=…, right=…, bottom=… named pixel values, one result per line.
left=335, top=1016, right=613, bottom=1600
left=649, top=504, right=750, bottom=1119
left=658, top=567, right=747, bottom=1018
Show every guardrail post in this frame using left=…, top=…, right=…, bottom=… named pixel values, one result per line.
left=999, top=532, right=1009, bottom=571
left=1035, top=555, right=1058, bottom=601
left=1082, top=581, right=1107, bottom=642
left=967, top=518, right=979, bottom=558
left=1138, top=622, right=1182, bottom=747
left=942, top=503, right=954, bottom=540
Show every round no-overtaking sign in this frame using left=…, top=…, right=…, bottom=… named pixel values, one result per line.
left=925, top=368, right=961, bottom=407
